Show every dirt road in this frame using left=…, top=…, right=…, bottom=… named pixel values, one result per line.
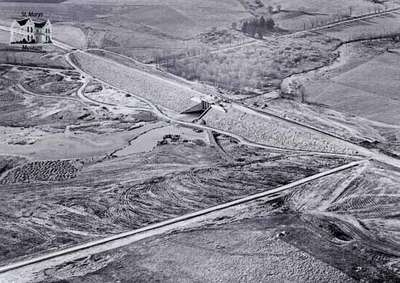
left=0, top=160, right=363, bottom=282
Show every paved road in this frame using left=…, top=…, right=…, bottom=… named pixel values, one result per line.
left=0, top=160, right=364, bottom=282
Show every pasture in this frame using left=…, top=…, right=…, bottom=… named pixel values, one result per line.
left=261, top=0, right=386, bottom=16
left=322, top=12, right=400, bottom=41
left=260, top=0, right=392, bottom=31
left=0, top=49, right=71, bottom=69
left=52, top=24, right=87, bottom=49
left=305, top=52, right=400, bottom=125
left=0, top=0, right=253, bottom=61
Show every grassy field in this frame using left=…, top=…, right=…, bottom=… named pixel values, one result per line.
left=322, top=12, right=400, bottom=41
left=53, top=24, right=87, bottom=49
left=0, top=50, right=71, bottom=69
left=333, top=52, right=400, bottom=100
left=261, top=0, right=385, bottom=15
left=0, top=0, right=252, bottom=61
left=254, top=0, right=392, bottom=31
left=305, top=52, right=400, bottom=126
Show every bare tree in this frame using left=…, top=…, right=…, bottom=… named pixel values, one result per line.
left=348, top=6, right=353, bottom=17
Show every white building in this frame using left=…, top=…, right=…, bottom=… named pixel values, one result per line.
left=10, top=18, right=52, bottom=44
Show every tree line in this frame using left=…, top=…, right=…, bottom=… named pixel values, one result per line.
left=241, top=16, right=275, bottom=39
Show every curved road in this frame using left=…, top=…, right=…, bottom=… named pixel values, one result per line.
left=64, top=50, right=400, bottom=168
left=66, top=51, right=362, bottom=159
left=2, top=24, right=399, bottom=166
left=0, top=13, right=396, bottom=281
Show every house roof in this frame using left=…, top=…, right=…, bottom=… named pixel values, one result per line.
left=34, top=21, right=47, bottom=28
left=14, top=18, right=50, bottom=28
left=16, top=18, right=30, bottom=26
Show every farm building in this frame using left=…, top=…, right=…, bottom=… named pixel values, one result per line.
left=10, top=18, right=52, bottom=44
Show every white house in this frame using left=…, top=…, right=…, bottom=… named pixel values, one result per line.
left=10, top=18, right=52, bottom=44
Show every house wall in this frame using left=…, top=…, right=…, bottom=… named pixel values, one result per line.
left=10, top=20, right=35, bottom=43
left=10, top=19, right=52, bottom=44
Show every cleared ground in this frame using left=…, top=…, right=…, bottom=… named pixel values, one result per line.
left=18, top=160, right=400, bottom=283
left=0, top=64, right=158, bottom=160
left=33, top=217, right=356, bottom=283
left=0, top=146, right=349, bottom=265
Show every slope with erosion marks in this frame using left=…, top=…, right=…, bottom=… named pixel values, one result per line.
left=19, top=159, right=399, bottom=282
left=254, top=99, right=400, bottom=158
left=259, top=99, right=383, bottom=144
left=32, top=214, right=355, bottom=283
left=70, top=51, right=205, bottom=113
left=112, top=153, right=349, bottom=227
left=203, top=105, right=357, bottom=154
left=0, top=140, right=351, bottom=265
left=282, top=161, right=400, bottom=280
